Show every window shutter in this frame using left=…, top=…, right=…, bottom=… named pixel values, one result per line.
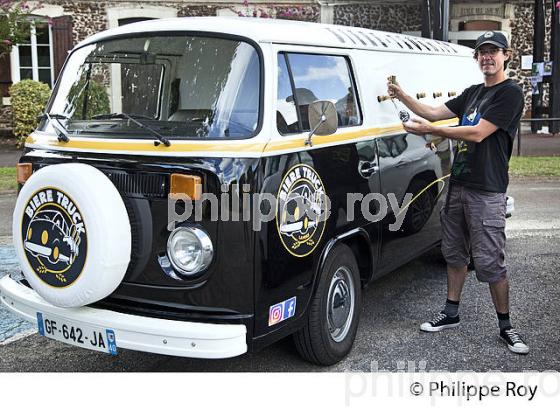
left=52, top=16, right=74, bottom=80
left=0, top=54, right=11, bottom=98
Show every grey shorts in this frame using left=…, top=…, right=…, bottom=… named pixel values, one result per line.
left=440, top=184, right=507, bottom=283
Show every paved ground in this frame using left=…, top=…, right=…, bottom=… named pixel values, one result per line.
left=0, top=143, right=22, bottom=168
left=515, top=132, right=560, bottom=157
left=0, top=194, right=16, bottom=237
left=0, top=177, right=558, bottom=372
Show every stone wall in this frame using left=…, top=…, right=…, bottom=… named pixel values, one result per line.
left=0, top=106, right=12, bottom=133
left=52, top=1, right=223, bottom=44
left=55, top=1, right=108, bottom=45
left=177, top=4, right=220, bottom=17
left=48, top=1, right=318, bottom=45
left=509, top=1, right=553, bottom=116
left=273, top=5, right=319, bottom=21
left=334, top=2, right=421, bottom=33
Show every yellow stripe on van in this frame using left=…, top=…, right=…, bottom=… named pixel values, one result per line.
left=25, top=135, right=267, bottom=153
left=26, top=118, right=458, bottom=156
left=262, top=118, right=458, bottom=152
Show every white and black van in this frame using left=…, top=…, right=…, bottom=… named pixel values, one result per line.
left=1, top=17, right=487, bottom=365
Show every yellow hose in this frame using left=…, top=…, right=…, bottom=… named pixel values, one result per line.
left=395, top=173, right=451, bottom=219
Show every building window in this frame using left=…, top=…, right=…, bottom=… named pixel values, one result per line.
left=458, top=21, right=501, bottom=31
left=452, top=21, right=503, bottom=48
left=11, top=20, right=54, bottom=87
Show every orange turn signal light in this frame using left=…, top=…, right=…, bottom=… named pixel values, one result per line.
left=169, top=174, right=202, bottom=200
left=17, top=163, right=33, bottom=184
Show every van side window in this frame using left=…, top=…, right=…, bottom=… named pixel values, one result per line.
left=277, top=54, right=300, bottom=134
left=276, top=52, right=362, bottom=134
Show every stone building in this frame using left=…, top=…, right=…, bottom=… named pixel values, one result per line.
left=0, top=0, right=553, bottom=132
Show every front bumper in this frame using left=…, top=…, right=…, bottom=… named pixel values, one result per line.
left=0, top=275, right=247, bottom=359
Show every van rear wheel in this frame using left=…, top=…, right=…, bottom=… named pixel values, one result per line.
left=293, top=244, right=361, bottom=366
left=400, top=178, right=435, bottom=235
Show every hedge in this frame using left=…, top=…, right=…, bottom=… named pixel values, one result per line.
left=9, top=79, right=51, bottom=146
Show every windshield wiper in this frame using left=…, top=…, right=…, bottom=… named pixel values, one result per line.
left=92, top=113, right=171, bottom=147
left=40, top=113, right=71, bottom=143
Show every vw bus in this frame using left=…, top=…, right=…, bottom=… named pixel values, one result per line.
left=1, top=17, right=487, bottom=365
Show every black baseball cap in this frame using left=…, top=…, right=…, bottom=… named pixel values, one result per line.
left=475, top=31, right=508, bottom=50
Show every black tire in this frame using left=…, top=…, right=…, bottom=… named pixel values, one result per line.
left=293, top=244, right=362, bottom=366
left=400, top=178, right=435, bottom=235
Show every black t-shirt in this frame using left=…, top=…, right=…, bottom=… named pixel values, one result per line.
left=444, top=79, right=524, bottom=193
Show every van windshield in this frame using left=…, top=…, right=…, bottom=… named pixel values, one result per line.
left=46, top=35, right=261, bottom=139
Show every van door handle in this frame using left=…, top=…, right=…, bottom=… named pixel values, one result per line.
left=358, top=161, right=379, bottom=178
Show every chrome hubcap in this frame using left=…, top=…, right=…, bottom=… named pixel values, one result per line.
left=326, top=266, right=355, bottom=342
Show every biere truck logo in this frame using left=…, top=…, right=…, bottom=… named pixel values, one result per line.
left=21, top=187, right=88, bottom=287
left=276, top=164, right=328, bottom=257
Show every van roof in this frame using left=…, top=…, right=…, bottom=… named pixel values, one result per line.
left=77, top=16, right=473, bottom=57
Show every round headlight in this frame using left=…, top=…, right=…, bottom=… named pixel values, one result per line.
left=167, top=227, right=213, bottom=276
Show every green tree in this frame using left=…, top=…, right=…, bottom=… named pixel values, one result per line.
left=0, top=1, right=38, bottom=58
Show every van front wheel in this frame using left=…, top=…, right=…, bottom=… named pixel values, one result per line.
left=293, top=244, right=361, bottom=366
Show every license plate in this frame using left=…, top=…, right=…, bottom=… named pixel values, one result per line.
left=36, top=312, right=118, bottom=355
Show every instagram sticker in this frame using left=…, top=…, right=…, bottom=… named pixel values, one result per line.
left=268, top=303, right=284, bottom=326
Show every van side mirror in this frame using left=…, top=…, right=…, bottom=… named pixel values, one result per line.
left=306, top=100, right=338, bottom=147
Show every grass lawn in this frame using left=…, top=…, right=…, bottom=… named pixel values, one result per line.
left=0, top=167, right=16, bottom=192
left=509, top=156, right=560, bottom=177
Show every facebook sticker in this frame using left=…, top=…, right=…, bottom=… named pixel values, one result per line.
left=268, top=297, right=297, bottom=326
left=282, top=297, right=297, bottom=321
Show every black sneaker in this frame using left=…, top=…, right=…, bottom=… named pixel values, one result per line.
left=420, top=311, right=459, bottom=332
left=420, top=311, right=460, bottom=332
left=500, top=327, right=529, bottom=354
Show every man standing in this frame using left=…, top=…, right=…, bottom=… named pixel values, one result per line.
left=387, top=31, right=528, bottom=354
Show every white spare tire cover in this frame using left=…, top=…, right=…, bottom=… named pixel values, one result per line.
left=13, top=163, right=131, bottom=307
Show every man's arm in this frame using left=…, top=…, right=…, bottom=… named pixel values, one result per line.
left=404, top=118, right=498, bottom=143
left=387, top=80, right=456, bottom=122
